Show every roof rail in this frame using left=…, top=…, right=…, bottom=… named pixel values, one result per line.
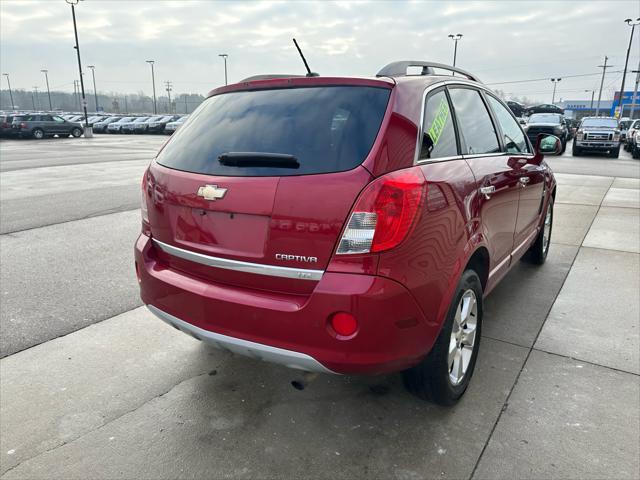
left=240, top=73, right=319, bottom=82
left=376, top=61, right=481, bottom=83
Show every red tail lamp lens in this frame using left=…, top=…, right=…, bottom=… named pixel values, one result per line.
left=330, top=312, right=358, bottom=337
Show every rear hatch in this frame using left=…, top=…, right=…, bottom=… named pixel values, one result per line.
left=147, top=82, right=392, bottom=294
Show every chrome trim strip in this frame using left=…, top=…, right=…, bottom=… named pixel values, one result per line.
left=147, top=305, right=336, bottom=374
left=488, top=255, right=510, bottom=279
left=153, top=239, right=324, bottom=281
left=512, top=228, right=539, bottom=258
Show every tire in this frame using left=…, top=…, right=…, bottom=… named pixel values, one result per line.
left=633, top=145, right=640, bottom=159
left=524, top=197, right=553, bottom=265
left=572, top=143, right=581, bottom=156
left=32, top=128, right=45, bottom=140
left=402, top=270, right=483, bottom=406
left=560, top=139, right=567, bottom=154
left=609, top=147, right=620, bottom=159
left=71, top=128, right=82, bottom=138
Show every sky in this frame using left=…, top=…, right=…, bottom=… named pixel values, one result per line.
left=1, top=0, right=639, bottom=103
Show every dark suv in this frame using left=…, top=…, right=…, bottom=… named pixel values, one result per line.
left=524, top=113, right=568, bottom=153
left=136, top=61, right=560, bottom=405
left=14, top=114, right=84, bottom=139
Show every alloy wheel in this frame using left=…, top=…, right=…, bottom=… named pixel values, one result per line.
left=448, top=289, right=478, bottom=386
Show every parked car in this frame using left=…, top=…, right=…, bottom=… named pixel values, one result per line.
left=627, top=119, right=640, bottom=158
left=524, top=113, right=568, bottom=153
left=0, top=114, right=19, bottom=138
left=618, top=118, right=633, bottom=145
left=164, top=115, right=189, bottom=134
left=107, top=116, right=136, bottom=133
left=121, top=117, right=149, bottom=134
left=573, top=117, right=620, bottom=158
left=137, top=115, right=180, bottom=134
left=136, top=62, right=560, bottom=405
left=506, top=100, right=526, bottom=118
left=93, top=116, right=121, bottom=133
left=526, top=103, right=564, bottom=115
left=13, top=113, right=83, bottom=139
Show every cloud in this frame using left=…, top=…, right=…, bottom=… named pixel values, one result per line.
left=0, top=0, right=638, bottom=104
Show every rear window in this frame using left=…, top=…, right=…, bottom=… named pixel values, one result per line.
left=156, top=86, right=391, bottom=176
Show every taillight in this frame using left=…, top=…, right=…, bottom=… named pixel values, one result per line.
left=141, top=169, right=151, bottom=236
left=336, top=167, right=425, bottom=255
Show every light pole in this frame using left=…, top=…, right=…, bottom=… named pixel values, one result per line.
left=447, top=34, right=463, bottom=67
left=2, top=73, right=14, bottom=110
left=218, top=54, right=228, bottom=85
left=618, top=18, right=640, bottom=118
left=550, top=78, right=561, bottom=104
left=146, top=60, right=157, bottom=114
left=32, top=86, right=39, bottom=110
left=41, top=69, right=52, bottom=110
left=630, top=65, right=640, bottom=119
left=66, top=0, right=91, bottom=134
left=87, top=65, right=99, bottom=112
left=596, top=56, right=612, bottom=116
left=165, top=81, right=173, bottom=113
left=585, top=90, right=595, bottom=113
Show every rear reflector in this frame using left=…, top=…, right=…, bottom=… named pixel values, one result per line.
left=330, top=312, right=358, bottom=337
left=336, top=167, right=425, bottom=255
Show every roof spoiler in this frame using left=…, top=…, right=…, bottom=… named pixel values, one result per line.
left=376, top=61, right=481, bottom=83
left=240, top=74, right=318, bottom=83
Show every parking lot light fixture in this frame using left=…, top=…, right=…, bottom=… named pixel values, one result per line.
left=146, top=60, right=157, bottom=114
left=66, top=0, right=90, bottom=131
left=219, top=54, right=228, bottom=85
left=41, top=69, right=52, bottom=110
left=447, top=34, right=463, bottom=68
left=585, top=89, right=595, bottom=111
left=2, top=73, right=15, bottom=110
left=550, top=78, right=561, bottom=104
left=87, top=65, right=99, bottom=112
left=618, top=18, right=640, bottom=119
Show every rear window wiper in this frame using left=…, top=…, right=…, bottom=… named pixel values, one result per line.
left=218, top=152, right=300, bottom=169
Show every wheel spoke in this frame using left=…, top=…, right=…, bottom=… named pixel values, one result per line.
left=461, top=324, right=476, bottom=347
left=455, top=349, right=464, bottom=380
left=448, top=337, right=458, bottom=367
left=460, top=295, right=472, bottom=323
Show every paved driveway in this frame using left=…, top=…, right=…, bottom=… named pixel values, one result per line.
left=0, top=137, right=638, bottom=479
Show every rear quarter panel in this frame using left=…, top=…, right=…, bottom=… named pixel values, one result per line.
left=377, top=160, right=479, bottom=351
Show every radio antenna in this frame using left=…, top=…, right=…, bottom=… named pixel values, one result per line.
left=293, top=38, right=318, bottom=77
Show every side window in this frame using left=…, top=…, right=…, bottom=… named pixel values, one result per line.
left=40, top=115, right=53, bottom=122
left=52, top=116, right=65, bottom=123
left=448, top=88, right=500, bottom=155
left=486, top=95, right=530, bottom=154
left=419, top=89, right=458, bottom=160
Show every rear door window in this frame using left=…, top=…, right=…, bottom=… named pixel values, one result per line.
left=448, top=87, right=500, bottom=155
left=486, top=95, right=530, bottom=154
left=418, top=89, right=458, bottom=160
left=156, top=86, right=391, bottom=176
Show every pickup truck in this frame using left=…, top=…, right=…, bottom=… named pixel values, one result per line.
left=572, top=117, right=620, bottom=158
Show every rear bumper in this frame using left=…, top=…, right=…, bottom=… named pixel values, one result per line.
left=147, top=304, right=335, bottom=373
left=135, top=234, right=431, bottom=375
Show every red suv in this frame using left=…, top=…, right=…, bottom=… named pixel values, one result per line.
left=135, top=61, right=560, bottom=405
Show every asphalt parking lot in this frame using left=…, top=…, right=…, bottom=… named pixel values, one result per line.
left=0, top=135, right=638, bottom=479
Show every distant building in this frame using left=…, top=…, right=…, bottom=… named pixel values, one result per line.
left=558, top=91, right=639, bottom=120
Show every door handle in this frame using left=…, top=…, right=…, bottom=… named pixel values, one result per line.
left=519, top=176, right=530, bottom=186
left=479, top=185, right=496, bottom=199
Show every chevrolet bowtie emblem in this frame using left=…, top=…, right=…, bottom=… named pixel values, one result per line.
left=197, top=185, right=228, bottom=201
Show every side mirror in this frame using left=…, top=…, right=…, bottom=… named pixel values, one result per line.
left=536, top=134, right=562, bottom=155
